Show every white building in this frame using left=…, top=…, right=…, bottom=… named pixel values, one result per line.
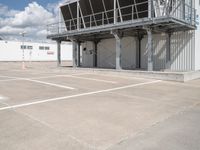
left=47, top=0, right=200, bottom=72
left=0, top=40, right=72, bottom=62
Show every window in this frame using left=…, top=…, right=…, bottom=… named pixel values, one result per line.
left=27, top=46, right=33, bottom=50
left=21, top=45, right=33, bottom=50
left=45, top=47, right=50, bottom=50
left=39, top=46, right=50, bottom=50
left=21, top=45, right=26, bottom=49
left=39, top=46, right=44, bottom=50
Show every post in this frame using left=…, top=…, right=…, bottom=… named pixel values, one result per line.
left=94, top=41, right=98, bottom=67
left=57, top=40, right=61, bottom=67
left=136, top=33, right=143, bottom=69
left=182, top=0, right=186, bottom=20
left=114, top=0, right=117, bottom=24
left=77, top=41, right=81, bottom=67
left=148, top=0, right=152, bottom=19
left=190, top=0, right=193, bottom=25
left=166, top=33, right=171, bottom=70
left=20, top=31, right=26, bottom=70
left=22, top=34, right=25, bottom=69
left=146, top=28, right=153, bottom=71
left=112, top=31, right=122, bottom=70
left=77, top=1, right=80, bottom=30
left=72, top=40, right=78, bottom=68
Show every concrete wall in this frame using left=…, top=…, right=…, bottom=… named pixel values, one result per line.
left=0, top=41, right=72, bottom=61
left=195, top=1, right=200, bottom=71
left=81, top=31, right=195, bottom=71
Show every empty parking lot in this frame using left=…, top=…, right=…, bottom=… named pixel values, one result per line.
left=0, top=62, right=200, bottom=150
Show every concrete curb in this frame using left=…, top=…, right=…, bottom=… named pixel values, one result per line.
left=66, top=67, right=200, bottom=82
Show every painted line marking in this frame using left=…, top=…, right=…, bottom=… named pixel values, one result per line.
left=92, top=73, right=150, bottom=80
left=0, top=73, right=117, bottom=84
left=0, top=73, right=91, bottom=82
left=0, top=80, right=161, bottom=111
left=58, top=75, right=117, bottom=84
left=34, top=75, right=117, bottom=84
left=24, top=79, right=75, bottom=90
left=0, top=75, right=75, bottom=90
left=0, top=79, right=22, bottom=82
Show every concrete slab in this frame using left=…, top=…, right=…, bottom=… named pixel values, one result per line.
left=0, top=62, right=200, bottom=150
left=0, top=80, right=79, bottom=106
left=0, top=110, right=90, bottom=150
left=109, top=104, right=200, bottom=150
left=14, top=92, right=189, bottom=149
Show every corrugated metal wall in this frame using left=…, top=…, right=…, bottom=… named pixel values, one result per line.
left=141, top=34, right=167, bottom=71
left=82, top=31, right=195, bottom=71
left=97, top=37, right=137, bottom=69
left=170, top=31, right=194, bottom=71
left=141, top=31, right=194, bottom=71
left=97, top=38, right=116, bottom=68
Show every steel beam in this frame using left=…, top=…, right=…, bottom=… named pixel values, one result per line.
left=57, top=40, right=61, bottom=67
left=72, top=40, right=78, bottom=68
left=166, top=32, right=171, bottom=69
left=148, top=0, right=152, bottom=19
left=77, top=41, right=81, bottom=67
left=136, top=33, right=143, bottom=68
left=114, top=0, right=117, bottom=24
left=77, top=1, right=80, bottom=30
left=146, top=28, right=153, bottom=71
left=112, top=30, right=122, bottom=70
left=93, top=41, right=99, bottom=67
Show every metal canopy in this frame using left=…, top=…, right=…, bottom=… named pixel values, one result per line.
left=48, top=0, right=196, bottom=40
left=60, top=0, right=149, bottom=28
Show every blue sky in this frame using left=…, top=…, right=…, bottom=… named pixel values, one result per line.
left=0, top=0, right=65, bottom=41
left=0, top=0, right=58, bottom=10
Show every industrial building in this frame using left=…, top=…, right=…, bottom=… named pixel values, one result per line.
left=47, top=0, right=200, bottom=72
left=0, top=40, right=72, bottom=62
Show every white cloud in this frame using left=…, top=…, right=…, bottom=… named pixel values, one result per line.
left=0, top=1, right=60, bottom=41
left=11, top=2, right=55, bottom=27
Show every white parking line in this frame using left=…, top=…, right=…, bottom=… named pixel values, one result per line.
left=24, top=79, right=75, bottom=90
left=59, top=75, right=117, bottom=84
left=0, top=73, right=117, bottom=84
left=0, top=79, right=22, bottom=82
left=0, top=73, right=90, bottom=82
left=35, top=75, right=117, bottom=84
left=0, top=75, right=75, bottom=90
left=92, top=73, right=150, bottom=80
left=0, top=80, right=161, bottom=111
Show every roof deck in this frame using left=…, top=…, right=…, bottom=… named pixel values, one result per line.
left=47, top=0, right=196, bottom=41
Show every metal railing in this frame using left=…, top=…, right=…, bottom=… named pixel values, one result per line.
left=47, top=0, right=196, bottom=36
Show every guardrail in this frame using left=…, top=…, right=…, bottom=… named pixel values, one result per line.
left=47, top=0, right=196, bottom=36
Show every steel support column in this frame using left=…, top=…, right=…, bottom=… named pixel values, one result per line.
left=112, top=31, right=122, bottom=70
left=136, top=33, right=143, bottom=69
left=93, top=41, right=99, bottom=67
left=146, top=28, right=153, bottom=71
left=77, top=41, right=81, bottom=67
left=114, top=0, right=117, bottom=24
left=72, top=40, right=78, bottom=68
left=148, top=0, right=152, bottom=19
left=166, top=33, right=171, bottom=70
left=56, top=40, right=61, bottom=67
left=77, top=1, right=80, bottom=30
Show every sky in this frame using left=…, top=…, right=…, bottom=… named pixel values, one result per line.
left=0, top=0, right=67, bottom=42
